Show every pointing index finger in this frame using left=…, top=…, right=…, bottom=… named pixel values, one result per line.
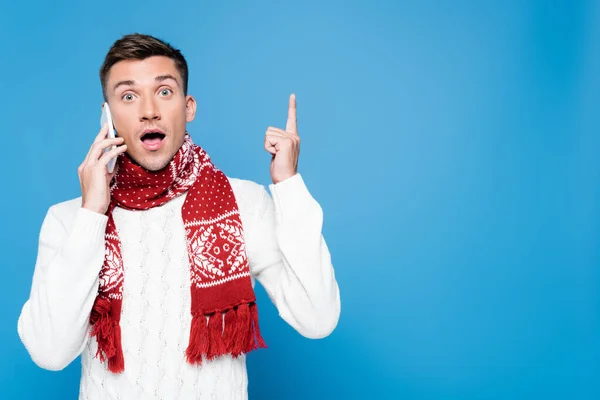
left=286, top=93, right=297, bottom=134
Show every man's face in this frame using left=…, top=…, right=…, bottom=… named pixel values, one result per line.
left=105, top=56, right=196, bottom=171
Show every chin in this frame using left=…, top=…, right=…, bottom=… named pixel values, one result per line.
left=142, top=158, right=172, bottom=172
left=126, top=152, right=171, bottom=172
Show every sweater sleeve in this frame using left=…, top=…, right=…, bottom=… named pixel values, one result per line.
left=246, top=174, right=341, bottom=339
left=17, top=205, right=107, bottom=371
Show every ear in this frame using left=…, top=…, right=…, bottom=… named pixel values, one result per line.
left=185, top=95, right=197, bottom=123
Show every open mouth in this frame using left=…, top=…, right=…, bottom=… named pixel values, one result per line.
left=140, top=130, right=166, bottom=151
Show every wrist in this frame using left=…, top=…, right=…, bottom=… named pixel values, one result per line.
left=81, top=202, right=107, bottom=215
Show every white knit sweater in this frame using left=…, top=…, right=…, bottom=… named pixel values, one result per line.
left=17, top=174, right=340, bottom=400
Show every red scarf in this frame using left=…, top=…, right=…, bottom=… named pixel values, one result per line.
left=89, top=134, right=266, bottom=373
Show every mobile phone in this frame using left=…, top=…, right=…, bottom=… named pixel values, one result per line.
left=100, top=102, right=117, bottom=173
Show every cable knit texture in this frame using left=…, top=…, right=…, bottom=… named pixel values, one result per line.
left=18, top=174, right=341, bottom=400
left=81, top=193, right=246, bottom=399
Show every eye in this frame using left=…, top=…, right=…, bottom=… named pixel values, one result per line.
left=160, top=88, right=172, bottom=96
left=122, top=93, right=135, bottom=102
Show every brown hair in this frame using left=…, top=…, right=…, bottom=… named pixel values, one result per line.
left=99, top=33, right=188, bottom=100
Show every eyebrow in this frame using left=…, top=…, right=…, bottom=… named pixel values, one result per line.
left=113, top=74, right=180, bottom=92
left=155, top=74, right=179, bottom=85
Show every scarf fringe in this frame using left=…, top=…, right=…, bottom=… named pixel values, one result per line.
left=250, top=302, right=267, bottom=351
left=207, top=311, right=226, bottom=360
left=186, top=302, right=267, bottom=365
left=90, top=297, right=124, bottom=373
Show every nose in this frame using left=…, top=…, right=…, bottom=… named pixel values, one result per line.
left=140, top=97, right=161, bottom=122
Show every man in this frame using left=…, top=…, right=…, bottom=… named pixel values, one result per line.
left=17, top=33, right=340, bottom=399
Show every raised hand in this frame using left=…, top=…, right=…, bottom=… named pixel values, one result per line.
left=264, top=94, right=300, bottom=184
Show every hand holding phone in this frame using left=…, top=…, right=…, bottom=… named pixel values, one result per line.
left=76, top=105, right=127, bottom=215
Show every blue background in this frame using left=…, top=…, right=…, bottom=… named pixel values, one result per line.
left=1, top=0, right=599, bottom=399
